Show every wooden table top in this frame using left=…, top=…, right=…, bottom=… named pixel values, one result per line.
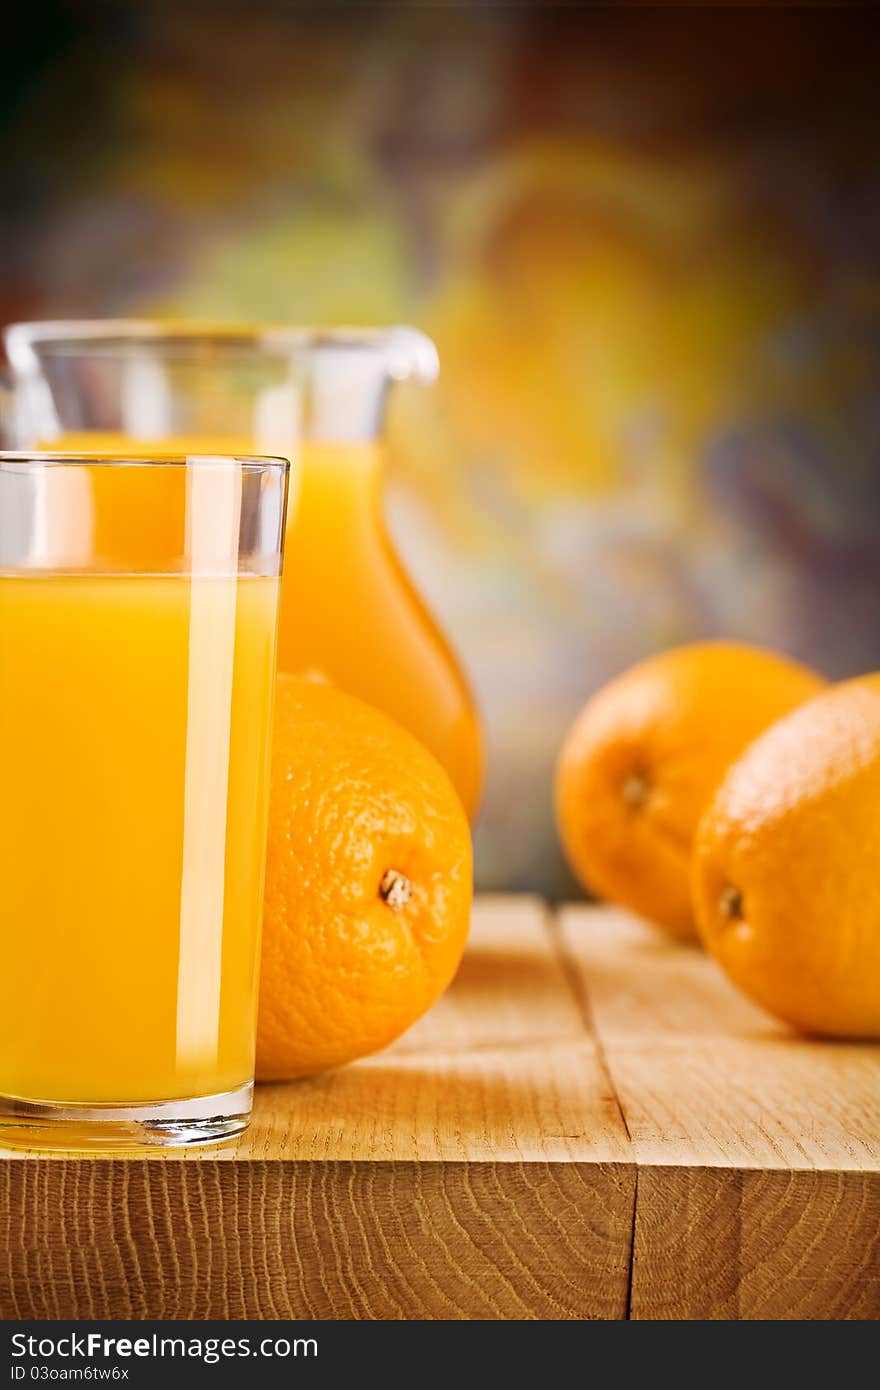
left=2, top=896, right=878, bottom=1320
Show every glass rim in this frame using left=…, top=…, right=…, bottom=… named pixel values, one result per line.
left=4, top=319, right=439, bottom=383
left=0, top=450, right=290, bottom=473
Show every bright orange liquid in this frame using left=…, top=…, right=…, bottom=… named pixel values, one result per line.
left=0, top=573, right=279, bottom=1103
left=50, top=433, right=483, bottom=816
left=278, top=442, right=482, bottom=815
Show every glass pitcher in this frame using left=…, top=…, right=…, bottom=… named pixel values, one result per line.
left=3, top=321, right=483, bottom=817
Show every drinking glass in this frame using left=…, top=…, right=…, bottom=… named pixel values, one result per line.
left=0, top=451, right=288, bottom=1149
left=3, top=321, right=483, bottom=817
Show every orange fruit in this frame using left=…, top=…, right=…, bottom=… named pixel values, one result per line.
left=555, top=642, right=825, bottom=936
left=693, top=675, right=880, bottom=1037
left=256, top=675, right=473, bottom=1080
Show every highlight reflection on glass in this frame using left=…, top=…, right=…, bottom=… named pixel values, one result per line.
left=0, top=452, right=288, bottom=1150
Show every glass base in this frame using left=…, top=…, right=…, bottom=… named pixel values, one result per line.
left=0, top=1083, right=253, bottom=1152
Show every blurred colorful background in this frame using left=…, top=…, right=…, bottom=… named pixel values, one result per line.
left=3, top=2, right=880, bottom=894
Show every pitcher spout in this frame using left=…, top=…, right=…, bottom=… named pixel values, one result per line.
left=384, top=326, right=439, bottom=385
left=3, top=320, right=439, bottom=447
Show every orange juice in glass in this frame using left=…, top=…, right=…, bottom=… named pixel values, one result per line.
left=0, top=452, right=288, bottom=1149
left=5, top=322, right=484, bottom=817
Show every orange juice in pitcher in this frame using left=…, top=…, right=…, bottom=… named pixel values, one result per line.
left=5, top=322, right=483, bottom=816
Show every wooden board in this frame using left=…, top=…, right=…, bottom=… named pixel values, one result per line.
left=559, top=906, right=880, bottom=1320
left=0, top=898, right=633, bottom=1321
left=1, top=898, right=878, bottom=1320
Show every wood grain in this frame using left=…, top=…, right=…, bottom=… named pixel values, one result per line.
left=558, top=905, right=880, bottom=1319
left=0, top=898, right=634, bottom=1320
left=2, top=900, right=877, bottom=1320
left=239, top=1040, right=628, bottom=1164
left=0, top=1160, right=633, bottom=1320
left=632, top=1166, right=880, bottom=1320
left=391, top=894, right=585, bottom=1055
